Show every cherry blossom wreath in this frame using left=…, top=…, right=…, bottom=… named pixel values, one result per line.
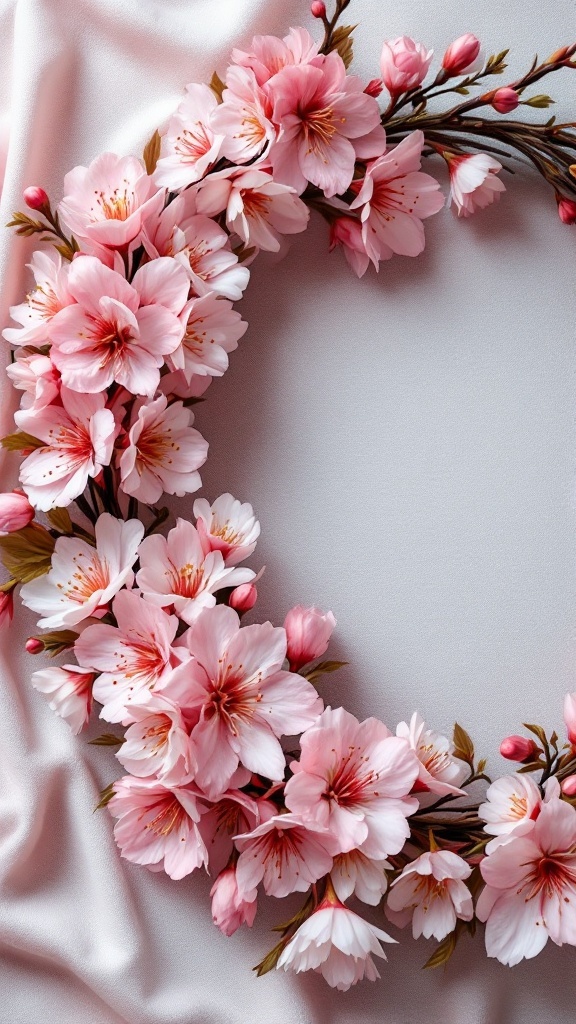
left=1, top=0, right=576, bottom=991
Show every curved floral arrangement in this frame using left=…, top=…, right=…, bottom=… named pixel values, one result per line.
left=1, top=0, right=576, bottom=991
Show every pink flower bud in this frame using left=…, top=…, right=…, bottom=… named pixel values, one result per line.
left=564, top=693, right=576, bottom=746
left=0, top=491, right=34, bottom=535
left=311, top=0, right=326, bottom=17
left=284, top=605, right=336, bottom=671
left=23, top=186, right=49, bottom=212
left=441, top=33, right=481, bottom=75
left=491, top=87, right=519, bottom=114
left=562, top=775, right=576, bottom=797
left=229, top=583, right=258, bottom=613
left=0, top=589, right=14, bottom=628
left=26, top=636, right=45, bottom=654
left=210, top=865, right=257, bottom=937
left=380, top=37, right=433, bottom=98
left=364, top=78, right=384, bottom=98
left=557, top=196, right=576, bottom=225
left=500, top=735, right=539, bottom=762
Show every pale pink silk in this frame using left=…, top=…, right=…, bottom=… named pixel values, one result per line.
left=1, top=1, right=575, bottom=1022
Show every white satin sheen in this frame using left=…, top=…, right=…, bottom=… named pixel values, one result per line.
left=0, top=1, right=575, bottom=1021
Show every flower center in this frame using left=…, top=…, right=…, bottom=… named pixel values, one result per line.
left=238, top=105, right=267, bottom=146
left=205, top=663, right=263, bottom=733
left=239, top=188, right=272, bottom=219
left=419, top=742, right=451, bottom=777
left=326, top=746, right=380, bottom=807
left=94, top=187, right=135, bottom=222
left=301, top=105, right=337, bottom=152
left=167, top=560, right=206, bottom=598
left=210, top=518, right=240, bottom=545
left=28, top=284, right=61, bottom=320
left=175, top=122, right=213, bottom=161
left=136, top=425, right=179, bottom=470
left=520, top=850, right=576, bottom=902
left=144, top=795, right=188, bottom=837
left=58, top=551, right=111, bottom=602
left=143, top=716, right=171, bottom=752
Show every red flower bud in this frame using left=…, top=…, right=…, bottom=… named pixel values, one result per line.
left=364, top=78, right=384, bottom=97
left=500, top=735, right=538, bottom=762
left=23, top=186, right=49, bottom=212
left=229, top=583, right=258, bottom=613
left=557, top=196, right=576, bottom=225
left=311, top=1, right=326, bottom=17
left=491, top=87, right=519, bottom=114
left=441, top=33, right=481, bottom=76
left=0, top=590, right=14, bottom=628
left=26, top=636, right=45, bottom=654
left=562, top=775, right=576, bottom=797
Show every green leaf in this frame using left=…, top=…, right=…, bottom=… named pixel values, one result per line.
left=47, top=507, right=74, bottom=535
left=1, top=430, right=44, bottom=452
left=143, top=129, right=161, bottom=175
left=452, top=722, right=475, bottom=765
left=209, top=71, right=225, bottom=101
left=304, top=660, right=348, bottom=684
left=0, top=524, right=55, bottom=582
left=523, top=94, right=554, bottom=108
left=89, top=733, right=124, bottom=747
left=328, top=25, right=356, bottom=69
left=453, top=86, right=470, bottom=95
left=423, top=930, right=457, bottom=969
left=6, top=211, right=46, bottom=236
left=485, top=49, right=509, bottom=75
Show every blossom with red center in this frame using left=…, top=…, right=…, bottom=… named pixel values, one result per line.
left=48, top=255, right=188, bottom=396
left=395, top=712, right=467, bottom=801
left=447, top=151, right=506, bottom=217
left=171, top=292, right=247, bottom=381
left=198, top=788, right=268, bottom=875
left=478, top=773, right=542, bottom=850
left=119, top=394, right=208, bottom=503
left=154, top=83, right=224, bottom=191
left=210, top=66, right=277, bottom=164
left=108, top=775, right=208, bottom=880
left=269, top=53, right=385, bottom=197
left=386, top=850, right=473, bottom=941
left=17, top=387, right=116, bottom=511
left=75, top=589, right=187, bottom=723
left=168, top=604, right=323, bottom=800
left=20, top=512, right=143, bottom=629
left=116, top=693, right=195, bottom=785
left=3, top=249, right=73, bottom=346
left=59, top=152, right=164, bottom=248
left=284, top=706, right=419, bottom=856
left=235, top=812, right=338, bottom=898
left=31, top=664, right=95, bottom=734
left=230, top=26, right=320, bottom=86
left=477, top=780, right=576, bottom=964
left=193, top=492, right=260, bottom=567
left=136, top=517, right=255, bottom=625
left=195, top=167, right=310, bottom=252
left=350, top=131, right=444, bottom=266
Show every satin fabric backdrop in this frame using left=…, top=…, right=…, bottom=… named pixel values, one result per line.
left=0, top=0, right=575, bottom=1021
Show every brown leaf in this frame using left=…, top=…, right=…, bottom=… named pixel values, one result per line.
left=209, top=71, right=226, bottom=101
left=0, top=524, right=55, bottom=582
left=89, top=733, right=124, bottom=747
left=143, top=129, right=162, bottom=175
left=94, top=782, right=117, bottom=812
left=304, top=660, right=348, bottom=684
left=1, top=430, right=44, bottom=452
left=33, top=629, right=79, bottom=656
left=328, top=24, right=356, bottom=69
left=47, top=507, right=74, bottom=535
left=452, top=722, right=475, bottom=765
left=423, top=930, right=457, bottom=969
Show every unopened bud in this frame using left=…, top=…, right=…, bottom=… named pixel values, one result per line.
left=0, top=589, right=14, bottom=628
left=23, top=186, right=49, bottom=212
left=364, top=78, right=384, bottom=97
left=26, top=636, right=45, bottom=654
left=557, top=196, right=576, bottom=225
left=545, top=45, right=575, bottom=65
left=562, top=775, right=576, bottom=797
left=491, top=87, right=519, bottom=113
left=229, top=583, right=258, bottom=613
left=500, top=735, right=539, bottom=762
left=311, top=1, right=326, bottom=17
left=442, top=33, right=481, bottom=76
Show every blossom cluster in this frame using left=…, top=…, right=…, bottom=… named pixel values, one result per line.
left=1, top=1, right=575, bottom=992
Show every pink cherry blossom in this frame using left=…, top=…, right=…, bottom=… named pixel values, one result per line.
left=0, top=491, right=34, bottom=534
left=154, top=84, right=224, bottom=190
left=500, top=734, right=540, bottom=762
left=48, top=255, right=188, bottom=396
left=0, top=590, right=14, bottom=628
left=119, top=394, right=208, bottom=503
left=277, top=884, right=396, bottom=990
left=116, top=693, right=195, bottom=785
left=109, top=775, right=208, bottom=880
left=6, top=349, right=60, bottom=413
left=159, top=369, right=212, bottom=403
left=330, top=849, right=390, bottom=906
left=395, top=712, right=467, bottom=800
left=231, top=26, right=320, bottom=86
left=195, top=168, right=309, bottom=252
left=210, top=66, right=277, bottom=164
left=198, top=788, right=265, bottom=875
left=17, top=388, right=116, bottom=512
left=235, top=813, right=337, bottom=898
left=564, top=693, right=576, bottom=746
left=171, top=292, right=247, bottom=381
left=284, top=605, right=336, bottom=671
left=193, top=492, right=260, bottom=566
left=447, top=152, right=506, bottom=217
left=284, top=706, right=419, bottom=856
left=169, top=605, right=323, bottom=799
left=136, top=518, right=255, bottom=625
left=59, top=152, right=164, bottom=248
left=31, top=664, right=95, bottom=734
left=380, top=37, right=433, bottom=98
left=387, top=850, right=473, bottom=940
left=144, top=195, right=250, bottom=300
left=329, top=215, right=370, bottom=278
left=350, top=131, right=445, bottom=265
left=477, top=781, right=576, bottom=965
left=3, top=250, right=73, bottom=346
left=75, top=589, right=186, bottom=723
left=478, top=773, right=542, bottom=850
left=20, top=513, right=143, bottom=629
left=210, top=864, right=258, bottom=936
left=269, top=54, right=385, bottom=197
left=442, top=34, right=481, bottom=76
